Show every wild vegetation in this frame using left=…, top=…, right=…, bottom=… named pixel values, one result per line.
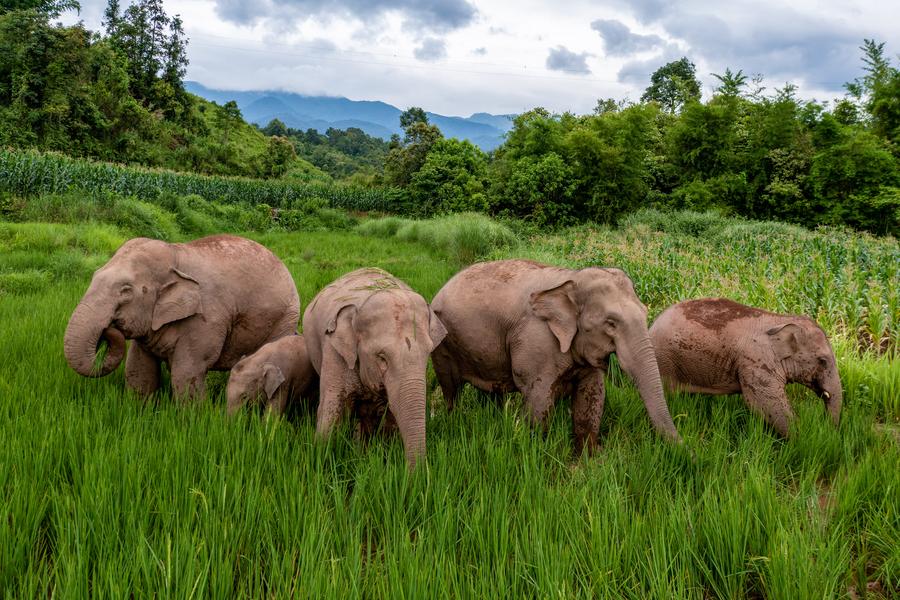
left=1, top=205, right=898, bottom=597
left=1, top=0, right=898, bottom=596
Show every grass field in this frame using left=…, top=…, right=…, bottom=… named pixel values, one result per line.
left=1, top=208, right=898, bottom=598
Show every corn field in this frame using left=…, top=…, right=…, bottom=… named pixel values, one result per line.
left=0, top=148, right=403, bottom=212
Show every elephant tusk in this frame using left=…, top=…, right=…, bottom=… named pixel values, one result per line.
left=823, top=391, right=831, bottom=400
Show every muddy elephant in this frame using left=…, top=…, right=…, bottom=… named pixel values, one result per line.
left=649, top=298, right=842, bottom=436
left=431, top=259, right=682, bottom=454
left=64, top=235, right=300, bottom=400
left=303, top=268, right=446, bottom=467
left=226, top=334, right=317, bottom=416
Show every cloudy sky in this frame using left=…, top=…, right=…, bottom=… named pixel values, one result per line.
left=67, top=0, right=898, bottom=117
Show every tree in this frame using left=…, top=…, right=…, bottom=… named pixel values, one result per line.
left=642, top=57, right=702, bottom=113
left=384, top=107, right=443, bottom=186
left=0, top=0, right=79, bottom=17
left=408, top=138, right=488, bottom=215
left=712, top=68, right=747, bottom=98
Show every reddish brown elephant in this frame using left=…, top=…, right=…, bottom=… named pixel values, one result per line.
left=64, top=235, right=300, bottom=400
left=226, top=334, right=317, bottom=417
left=302, top=268, right=446, bottom=467
left=649, top=298, right=843, bottom=436
left=431, top=259, right=682, bottom=454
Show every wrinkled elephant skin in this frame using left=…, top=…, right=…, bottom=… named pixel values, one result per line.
left=431, top=259, right=682, bottom=454
left=226, top=334, right=317, bottom=417
left=64, top=235, right=300, bottom=401
left=303, top=268, right=446, bottom=468
left=650, top=298, right=843, bottom=436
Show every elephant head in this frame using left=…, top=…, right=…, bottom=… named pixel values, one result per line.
left=767, top=321, right=843, bottom=424
left=226, top=360, right=286, bottom=414
left=326, top=290, right=447, bottom=465
left=64, top=238, right=202, bottom=378
left=530, top=267, right=681, bottom=442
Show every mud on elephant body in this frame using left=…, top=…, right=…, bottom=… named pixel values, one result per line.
left=431, top=259, right=682, bottom=454
left=226, top=334, right=317, bottom=417
left=64, top=235, right=300, bottom=400
left=649, top=298, right=843, bottom=436
left=302, top=268, right=446, bottom=467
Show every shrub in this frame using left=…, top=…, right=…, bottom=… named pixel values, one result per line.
left=358, top=212, right=517, bottom=264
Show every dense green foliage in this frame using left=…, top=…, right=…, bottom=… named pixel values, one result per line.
left=2, top=0, right=897, bottom=234
left=1, top=207, right=898, bottom=596
left=373, top=47, right=899, bottom=236
left=0, top=147, right=401, bottom=211
left=261, top=119, right=389, bottom=182
left=0, top=1, right=319, bottom=179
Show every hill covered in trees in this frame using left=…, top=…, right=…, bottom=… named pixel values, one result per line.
left=1, top=1, right=897, bottom=235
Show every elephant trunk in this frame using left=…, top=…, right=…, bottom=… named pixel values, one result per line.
left=386, top=374, right=427, bottom=468
left=63, top=296, right=126, bottom=377
left=225, top=380, right=247, bottom=416
left=820, top=371, right=843, bottom=427
left=619, top=333, right=682, bottom=443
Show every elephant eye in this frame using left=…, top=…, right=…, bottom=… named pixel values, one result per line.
left=605, top=318, right=617, bottom=329
left=818, top=357, right=829, bottom=368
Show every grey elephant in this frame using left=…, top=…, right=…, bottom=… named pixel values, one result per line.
left=431, top=259, right=682, bottom=454
left=226, top=334, right=317, bottom=416
left=64, top=235, right=300, bottom=400
left=302, top=268, right=446, bottom=467
left=649, top=298, right=842, bottom=436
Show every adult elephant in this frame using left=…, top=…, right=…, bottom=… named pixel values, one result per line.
left=650, top=298, right=842, bottom=436
left=64, top=235, right=300, bottom=400
left=303, top=268, right=446, bottom=467
left=431, top=259, right=682, bottom=453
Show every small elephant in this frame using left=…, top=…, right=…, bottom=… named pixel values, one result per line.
left=431, top=259, right=682, bottom=454
left=649, top=298, right=842, bottom=436
left=64, top=235, right=300, bottom=400
left=302, top=268, right=446, bottom=467
left=226, top=334, right=317, bottom=416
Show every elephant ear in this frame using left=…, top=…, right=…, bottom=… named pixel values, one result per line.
left=428, top=308, right=448, bottom=352
left=261, top=363, right=286, bottom=399
left=530, top=280, right=578, bottom=354
left=767, top=322, right=806, bottom=360
left=152, top=268, right=202, bottom=331
left=325, top=304, right=358, bottom=368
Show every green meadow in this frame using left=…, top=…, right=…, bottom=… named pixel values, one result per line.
left=1, top=201, right=898, bottom=598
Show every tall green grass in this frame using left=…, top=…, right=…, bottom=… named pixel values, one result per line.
left=0, top=147, right=402, bottom=211
left=357, top=212, right=517, bottom=264
left=1, top=212, right=898, bottom=597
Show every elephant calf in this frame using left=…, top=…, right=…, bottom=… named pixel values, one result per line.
left=431, top=259, right=682, bottom=454
left=649, top=298, right=842, bottom=436
left=64, top=235, right=300, bottom=400
left=302, top=268, right=446, bottom=467
left=226, top=334, right=317, bottom=416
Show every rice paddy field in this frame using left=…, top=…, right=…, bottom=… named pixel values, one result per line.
left=1, top=203, right=898, bottom=598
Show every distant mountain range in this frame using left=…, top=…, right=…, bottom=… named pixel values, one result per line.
left=186, top=82, right=515, bottom=150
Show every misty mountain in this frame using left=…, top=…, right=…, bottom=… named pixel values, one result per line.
left=186, top=82, right=514, bottom=150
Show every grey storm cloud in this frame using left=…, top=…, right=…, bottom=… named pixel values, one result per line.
left=546, top=46, right=592, bottom=75
left=600, top=0, right=866, bottom=91
left=212, top=0, right=477, bottom=33
left=591, top=19, right=664, bottom=56
left=414, top=37, right=447, bottom=61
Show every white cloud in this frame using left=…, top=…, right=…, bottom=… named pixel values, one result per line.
left=64, top=0, right=900, bottom=115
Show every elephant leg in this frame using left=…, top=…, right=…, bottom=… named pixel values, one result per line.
left=169, top=338, right=222, bottom=402
left=316, top=349, right=355, bottom=440
left=432, top=346, right=461, bottom=412
left=739, top=369, right=794, bottom=437
left=125, top=341, right=161, bottom=396
left=514, top=371, right=558, bottom=430
left=572, top=369, right=605, bottom=455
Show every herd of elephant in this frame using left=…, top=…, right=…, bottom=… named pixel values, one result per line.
left=63, top=234, right=843, bottom=466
